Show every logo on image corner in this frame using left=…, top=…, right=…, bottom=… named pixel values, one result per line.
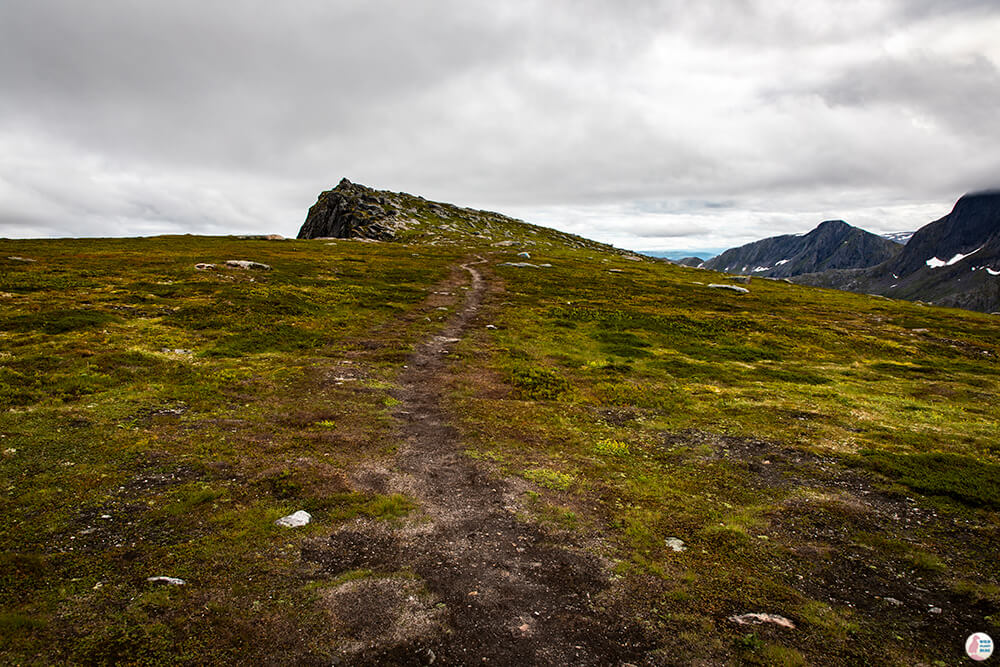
left=966, top=633, right=994, bottom=661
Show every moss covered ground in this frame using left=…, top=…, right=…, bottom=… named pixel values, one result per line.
left=2, top=228, right=998, bottom=664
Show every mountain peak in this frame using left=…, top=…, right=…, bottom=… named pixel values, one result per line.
left=703, top=218, right=899, bottom=277
left=814, top=219, right=849, bottom=231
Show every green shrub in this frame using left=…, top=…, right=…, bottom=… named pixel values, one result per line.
left=510, top=367, right=570, bottom=400
left=856, top=451, right=1000, bottom=509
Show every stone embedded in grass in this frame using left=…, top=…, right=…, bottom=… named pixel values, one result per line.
left=275, top=510, right=312, bottom=528
left=498, top=262, right=538, bottom=268
left=224, top=260, right=272, bottom=270
left=194, top=263, right=216, bottom=270
left=7, top=256, right=37, bottom=262
left=518, top=252, right=531, bottom=258
left=728, top=613, right=795, bottom=629
left=665, top=537, right=687, bottom=552
left=708, top=284, right=750, bottom=294
left=147, top=576, right=186, bottom=586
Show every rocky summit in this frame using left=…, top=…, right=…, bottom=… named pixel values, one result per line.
left=297, top=178, right=626, bottom=254
left=297, top=178, right=409, bottom=240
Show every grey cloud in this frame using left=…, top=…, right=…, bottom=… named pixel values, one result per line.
left=0, top=1, right=998, bottom=250
left=818, top=55, right=1000, bottom=141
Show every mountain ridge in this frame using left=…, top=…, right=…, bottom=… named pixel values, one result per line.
left=701, top=218, right=901, bottom=278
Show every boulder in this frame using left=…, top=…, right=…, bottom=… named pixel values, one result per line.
left=275, top=510, right=311, bottom=528
left=225, top=260, right=271, bottom=270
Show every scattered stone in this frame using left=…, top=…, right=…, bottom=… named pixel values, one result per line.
left=929, top=606, right=942, bottom=614
left=493, top=240, right=517, bottom=247
left=194, top=263, right=216, bottom=271
left=517, top=252, right=531, bottom=258
left=160, top=348, right=193, bottom=355
left=275, top=510, right=311, bottom=528
left=147, top=576, right=186, bottom=586
left=3, top=448, right=16, bottom=456
left=519, top=623, right=530, bottom=632
left=883, top=597, right=903, bottom=606
left=665, top=537, right=687, bottom=552
left=498, top=262, right=538, bottom=268
left=225, top=260, right=272, bottom=270
left=608, top=269, right=625, bottom=273
left=708, top=284, right=750, bottom=294
left=485, top=325, right=498, bottom=330
left=728, top=613, right=796, bottom=629
left=7, top=256, right=36, bottom=262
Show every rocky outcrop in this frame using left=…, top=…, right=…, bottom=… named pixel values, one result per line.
left=296, top=178, right=637, bottom=260
left=703, top=220, right=901, bottom=278
left=297, top=178, right=408, bottom=240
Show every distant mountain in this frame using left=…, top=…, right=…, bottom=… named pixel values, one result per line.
left=795, top=191, right=1000, bottom=312
left=702, top=219, right=902, bottom=278
left=881, top=231, right=915, bottom=244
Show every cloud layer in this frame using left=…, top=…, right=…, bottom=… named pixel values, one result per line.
left=2, top=1, right=998, bottom=251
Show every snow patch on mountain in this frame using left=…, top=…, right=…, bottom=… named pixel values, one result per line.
left=925, top=246, right=983, bottom=269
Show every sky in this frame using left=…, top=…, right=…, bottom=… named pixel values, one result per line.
left=2, top=1, right=999, bottom=255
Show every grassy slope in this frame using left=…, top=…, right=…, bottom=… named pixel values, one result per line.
left=2, top=228, right=999, bottom=664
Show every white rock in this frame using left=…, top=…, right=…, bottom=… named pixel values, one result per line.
left=147, top=576, right=186, bottom=585
left=517, top=252, right=531, bottom=258
left=225, top=260, right=272, bottom=270
left=194, top=263, right=216, bottom=270
left=665, top=537, right=687, bottom=552
left=275, top=510, right=311, bottom=528
left=728, top=613, right=795, bottom=629
left=708, top=284, right=750, bottom=294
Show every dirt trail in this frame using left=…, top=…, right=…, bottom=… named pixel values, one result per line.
left=306, top=259, right=650, bottom=665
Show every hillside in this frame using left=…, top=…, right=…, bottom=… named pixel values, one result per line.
left=2, top=188, right=999, bottom=665
left=703, top=219, right=902, bottom=278
left=796, top=191, right=1000, bottom=312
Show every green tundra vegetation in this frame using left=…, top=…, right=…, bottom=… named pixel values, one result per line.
left=1, top=217, right=998, bottom=664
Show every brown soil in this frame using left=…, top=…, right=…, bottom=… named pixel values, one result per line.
left=306, top=259, right=653, bottom=665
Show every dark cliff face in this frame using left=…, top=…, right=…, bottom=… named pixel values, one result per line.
left=794, top=191, right=1000, bottom=313
left=296, top=178, right=402, bottom=240
left=703, top=219, right=901, bottom=278
left=881, top=191, right=1000, bottom=278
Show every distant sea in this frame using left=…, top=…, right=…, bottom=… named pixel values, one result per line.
left=636, top=249, right=727, bottom=261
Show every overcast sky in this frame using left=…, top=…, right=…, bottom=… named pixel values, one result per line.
left=2, top=1, right=998, bottom=253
